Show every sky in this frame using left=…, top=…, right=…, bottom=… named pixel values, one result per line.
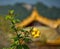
left=0, top=0, right=60, bottom=8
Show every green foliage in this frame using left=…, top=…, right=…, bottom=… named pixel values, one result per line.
left=16, top=45, right=22, bottom=49
left=3, top=10, right=30, bottom=49
left=22, top=44, right=29, bottom=49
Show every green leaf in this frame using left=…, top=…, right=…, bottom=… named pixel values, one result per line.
left=5, top=15, right=11, bottom=20
left=15, top=40, right=19, bottom=44
left=24, top=38, right=31, bottom=43
left=12, top=37, right=18, bottom=41
left=16, top=19, right=20, bottom=23
left=12, top=19, right=16, bottom=24
left=22, top=44, right=29, bottom=49
left=16, top=45, right=22, bottom=49
left=9, top=10, right=14, bottom=15
left=20, top=29, right=29, bottom=33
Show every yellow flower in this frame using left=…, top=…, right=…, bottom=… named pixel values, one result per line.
left=31, top=28, right=41, bottom=38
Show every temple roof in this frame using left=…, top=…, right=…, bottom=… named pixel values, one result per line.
left=16, top=8, right=60, bottom=28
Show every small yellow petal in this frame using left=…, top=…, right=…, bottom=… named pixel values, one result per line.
left=31, top=32, right=35, bottom=35
left=33, top=27, right=38, bottom=31
left=36, top=34, right=40, bottom=37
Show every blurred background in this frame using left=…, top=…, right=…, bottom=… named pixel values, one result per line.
left=0, top=0, right=60, bottom=49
